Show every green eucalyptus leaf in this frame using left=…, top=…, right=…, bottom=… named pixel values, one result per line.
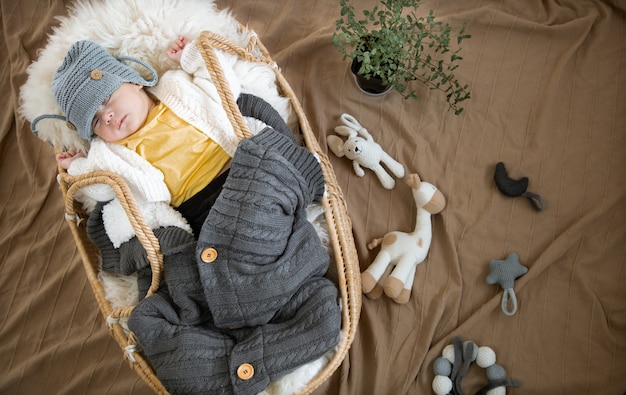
left=333, top=0, right=471, bottom=115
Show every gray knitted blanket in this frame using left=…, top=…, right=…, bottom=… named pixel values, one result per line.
left=127, top=122, right=341, bottom=394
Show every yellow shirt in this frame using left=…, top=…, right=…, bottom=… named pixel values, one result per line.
left=117, top=102, right=230, bottom=207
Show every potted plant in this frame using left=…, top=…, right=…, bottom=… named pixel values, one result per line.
left=333, top=0, right=472, bottom=114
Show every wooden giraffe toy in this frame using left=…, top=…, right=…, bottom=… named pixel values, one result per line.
left=362, top=173, right=446, bottom=304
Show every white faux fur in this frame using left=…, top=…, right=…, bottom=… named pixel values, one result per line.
left=20, top=1, right=334, bottom=393
left=20, top=0, right=269, bottom=151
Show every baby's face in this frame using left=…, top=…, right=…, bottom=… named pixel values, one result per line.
left=92, top=82, right=154, bottom=142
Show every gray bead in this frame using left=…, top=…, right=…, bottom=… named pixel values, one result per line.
left=486, top=363, right=507, bottom=380
left=433, top=357, right=452, bottom=376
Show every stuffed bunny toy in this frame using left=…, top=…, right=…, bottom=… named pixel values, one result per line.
left=327, top=114, right=405, bottom=189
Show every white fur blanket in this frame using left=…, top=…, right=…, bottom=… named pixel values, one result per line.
left=18, top=1, right=333, bottom=394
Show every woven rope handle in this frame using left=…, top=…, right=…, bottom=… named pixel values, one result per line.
left=196, top=30, right=273, bottom=141
left=60, top=171, right=164, bottom=304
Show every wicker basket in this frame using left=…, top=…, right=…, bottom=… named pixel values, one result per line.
left=58, top=30, right=361, bottom=394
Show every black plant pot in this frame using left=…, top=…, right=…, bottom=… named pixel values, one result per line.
left=350, top=58, right=392, bottom=96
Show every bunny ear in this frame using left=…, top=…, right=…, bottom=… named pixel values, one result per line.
left=340, top=113, right=362, bottom=130
left=327, top=135, right=346, bottom=157
left=339, top=113, right=373, bottom=140
left=334, top=125, right=357, bottom=137
left=356, top=126, right=372, bottom=140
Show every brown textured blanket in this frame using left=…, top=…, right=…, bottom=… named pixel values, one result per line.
left=2, top=0, right=625, bottom=394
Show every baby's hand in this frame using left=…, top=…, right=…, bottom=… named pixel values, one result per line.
left=166, top=36, right=191, bottom=64
left=56, top=150, right=85, bottom=170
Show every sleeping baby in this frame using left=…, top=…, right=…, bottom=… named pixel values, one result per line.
left=31, top=38, right=341, bottom=394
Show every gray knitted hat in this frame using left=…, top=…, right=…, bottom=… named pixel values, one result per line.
left=31, top=40, right=158, bottom=140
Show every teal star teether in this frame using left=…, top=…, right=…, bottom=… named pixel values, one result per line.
left=486, top=252, right=528, bottom=316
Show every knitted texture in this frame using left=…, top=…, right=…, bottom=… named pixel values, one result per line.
left=88, top=201, right=197, bottom=301
left=154, top=226, right=211, bottom=325
left=86, top=201, right=121, bottom=270
left=129, top=289, right=236, bottom=394
left=128, top=121, right=339, bottom=394
left=486, top=252, right=528, bottom=289
left=432, top=337, right=522, bottom=395
left=237, top=93, right=294, bottom=138
left=87, top=200, right=158, bottom=296
left=176, top=93, right=300, bottom=237
left=51, top=40, right=157, bottom=139
left=196, top=125, right=327, bottom=329
left=228, top=276, right=340, bottom=394
left=87, top=201, right=153, bottom=276
left=236, top=93, right=324, bottom=203
left=129, top=264, right=340, bottom=395
left=486, top=252, right=528, bottom=315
